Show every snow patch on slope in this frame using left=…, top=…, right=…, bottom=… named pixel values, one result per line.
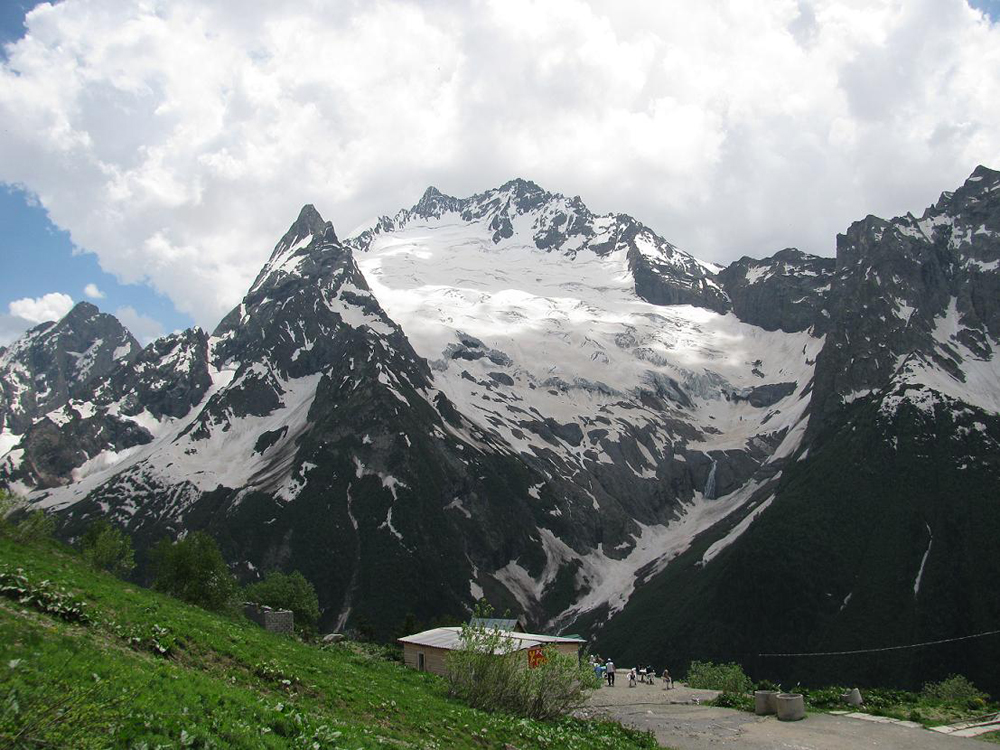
left=701, top=493, right=776, bottom=565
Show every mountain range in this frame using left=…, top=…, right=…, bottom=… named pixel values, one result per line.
left=2, top=166, right=998, bottom=692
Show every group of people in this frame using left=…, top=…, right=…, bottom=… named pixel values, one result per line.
left=589, top=656, right=674, bottom=689
left=590, top=656, right=617, bottom=685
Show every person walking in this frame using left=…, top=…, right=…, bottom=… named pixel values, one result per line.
left=606, top=659, right=616, bottom=687
left=662, top=667, right=673, bottom=689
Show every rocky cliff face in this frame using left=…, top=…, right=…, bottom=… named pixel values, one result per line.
left=592, top=166, right=1000, bottom=695
left=716, top=248, right=834, bottom=333
left=807, top=165, right=1000, bottom=429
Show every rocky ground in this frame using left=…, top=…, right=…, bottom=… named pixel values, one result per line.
left=580, top=682, right=985, bottom=749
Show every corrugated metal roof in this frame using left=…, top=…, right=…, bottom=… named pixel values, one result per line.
left=398, top=627, right=585, bottom=653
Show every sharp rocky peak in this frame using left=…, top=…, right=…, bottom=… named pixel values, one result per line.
left=272, top=204, right=336, bottom=259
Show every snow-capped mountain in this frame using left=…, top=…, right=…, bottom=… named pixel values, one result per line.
left=1, top=168, right=998, bottom=691
left=0, top=302, right=139, bottom=436
left=592, top=166, right=1000, bottom=696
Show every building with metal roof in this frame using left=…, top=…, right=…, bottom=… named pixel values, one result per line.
left=397, top=627, right=585, bottom=676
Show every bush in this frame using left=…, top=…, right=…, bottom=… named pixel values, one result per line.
left=149, top=532, right=236, bottom=611
left=0, top=490, right=54, bottom=541
left=711, top=691, right=754, bottom=711
left=685, top=661, right=752, bottom=694
left=922, top=675, right=988, bottom=705
left=0, top=489, right=18, bottom=527
left=80, top=520, right=136, bottom=576
left=446, top=608, right=599, bottom=720
left=801, top=686, right=849, bottom=709
left=9, top=510, right=55, bottom=542
left=243, top=570, right=319, bottom=633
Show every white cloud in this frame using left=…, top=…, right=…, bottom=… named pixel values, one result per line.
left=0, top=314, right=36, bottom=346
left=8, top=292, right=74, bottom=324
left=83, top=283, right=105, bottom=299
left=1, top=0, right=999, bottom=329
left=114, top=306, right=163, bottom=345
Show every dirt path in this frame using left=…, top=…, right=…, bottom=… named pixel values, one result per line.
left=581, top=682, right=986, bottom=750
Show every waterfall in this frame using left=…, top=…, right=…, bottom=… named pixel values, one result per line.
left=704, top=459, right=718, bottom=499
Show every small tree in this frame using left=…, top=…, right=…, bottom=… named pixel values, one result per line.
left=80, top=520, right=136, bottom=577
left=446, top=602, right=599, bottom=720
left=353, top=612, right=377, bottom=642
left=10, top=510, right=55, bottom=542
left=150, top=532, right=236, bottom=611
left=0, top=490, right=54, bottom=542
left=243, top=570, right=320, bottom=633
left=0, top=489, right=18, bottom=526
left=394, top=612, right=420, bottom=639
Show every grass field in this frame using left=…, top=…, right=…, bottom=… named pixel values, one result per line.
left=0, top=536, right=656, bottom=749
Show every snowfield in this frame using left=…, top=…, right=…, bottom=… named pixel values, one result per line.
left=358, top=216, right=823, bottom=467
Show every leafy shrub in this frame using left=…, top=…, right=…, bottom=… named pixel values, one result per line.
left=150, top=532, right=237, bottom=611
left=922, top=675, right=988, bottom=705
left=80, top=520, right=136, bottom=576
left=0, top=489, right=19, bottom=528
left=801, top=685, right=849, bottom=709
left=711, top=691, right=754, bottom=711
left=254, top=660, right=300, bottom=690
left=861, top=687, right=918, bottom=710
left=685, top=661, right=752, bottom=694
left=755, top=679, right=781, bottom=692
left=104, top=618, right=176, bottom=656
left=9, top=510, right=56, bottom=542
left=0, top=566, right=89, bottom=623
left=342, top=641, right=403, bottom=663
left=446, top=609, right=600, bottom=720
left=0, top=491, right=54, bottom=542
left=243, top=570, right=319, bottom=633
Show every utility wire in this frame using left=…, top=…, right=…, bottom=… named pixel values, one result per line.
left=758, top=628, right=1000, bottom=658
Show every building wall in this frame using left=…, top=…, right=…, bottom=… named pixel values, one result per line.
left=401, top=642, right=581, bottom=677
left=402, top=643, right=451, bottom=676
left=244, top=603, right=294, bottom=635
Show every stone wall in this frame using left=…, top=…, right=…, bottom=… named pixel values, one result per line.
left=243, top=602, right=294, bottom=635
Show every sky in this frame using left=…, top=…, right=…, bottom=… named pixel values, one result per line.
left=1, top=0, right=999, bottom=346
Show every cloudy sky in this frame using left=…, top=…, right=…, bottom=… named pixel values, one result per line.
left=2, top=0, right=999, bottom=345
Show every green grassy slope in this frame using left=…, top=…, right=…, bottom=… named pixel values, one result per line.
left=0, top=537, right=654, bottom=749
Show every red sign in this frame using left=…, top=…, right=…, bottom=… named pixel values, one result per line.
left=527, top=646, right=546, bottom=669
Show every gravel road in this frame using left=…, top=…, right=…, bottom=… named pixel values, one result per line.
left=580, top=681, right=984, bottom=750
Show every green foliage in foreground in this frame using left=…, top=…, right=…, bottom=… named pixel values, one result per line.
left=0, top=537, right=656, bottom=749
left=796, top=680, right=998, bottom=725
left=685, top=661, right=752, bottom=694
left=921, top=674, right=988, bottom=706
left=446, top=614, right=601, bottom=720
left=703, top=666, right=999, bottom=728
left=709, top=691, right=754, bottom=711
left=0, top=566, right=89, bottom=623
